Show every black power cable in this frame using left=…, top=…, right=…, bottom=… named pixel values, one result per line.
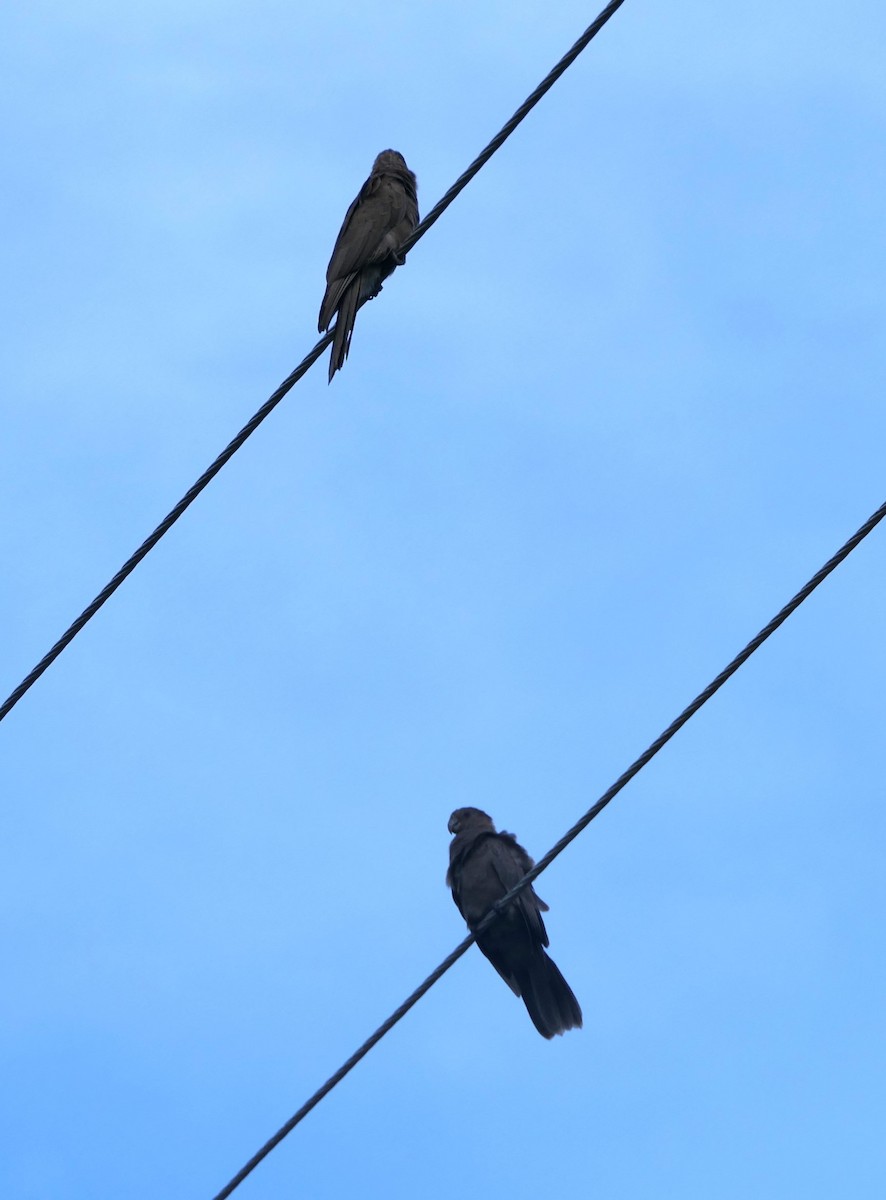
left=0, top=0, right=628, bottom=725
left=210, top=498, right=886, bottom=1199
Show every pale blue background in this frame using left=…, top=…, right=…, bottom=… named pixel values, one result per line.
left=2, top=2, right=884, bottom=1197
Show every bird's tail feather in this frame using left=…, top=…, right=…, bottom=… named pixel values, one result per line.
left=328, top=279, right=360, bottom=382
left=520, top=952, right=583, bottom=1039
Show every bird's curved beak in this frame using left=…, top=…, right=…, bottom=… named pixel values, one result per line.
left=447, top=813, right=460, bottom=835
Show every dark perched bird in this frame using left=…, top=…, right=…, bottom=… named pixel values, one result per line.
left=318, top=149, right=419, bottom=382
left=447, top=807, right=582, bottom=1039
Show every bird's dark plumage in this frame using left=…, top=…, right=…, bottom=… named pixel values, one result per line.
left=446, top=807, right=582, bottom=1039
left=318, top=149, right=418, bottom=382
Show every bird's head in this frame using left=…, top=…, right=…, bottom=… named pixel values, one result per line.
left=448, top=807, right=495, bottom=835
left=372, top=149, right=411, bottom=174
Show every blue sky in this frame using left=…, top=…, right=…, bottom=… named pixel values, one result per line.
left=2, top=2, right=884, bottom=1197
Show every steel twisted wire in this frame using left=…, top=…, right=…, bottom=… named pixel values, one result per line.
left=0, top=0, right=628, bottom=726
left=210, top=497, right=886, bottom=1200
